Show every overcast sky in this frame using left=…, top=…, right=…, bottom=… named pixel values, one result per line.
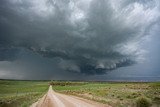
left=0, top=0, right=160, bottom=80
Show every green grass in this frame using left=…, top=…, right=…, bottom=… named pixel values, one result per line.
left=52, top=82, right=160, bottom=107
left=0, top=80, right=49, bottom=107
left=0, top=80, right=160, bottom=107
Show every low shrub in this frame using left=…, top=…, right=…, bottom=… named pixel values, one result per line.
left=136, top=96, right=152, bottom=107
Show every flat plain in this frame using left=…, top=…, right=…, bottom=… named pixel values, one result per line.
left=0, top=80, right=49, bottom=107
left=0, top=80, right=160, bottom=107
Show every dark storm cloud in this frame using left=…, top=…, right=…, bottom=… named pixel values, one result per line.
left=0, top=0, right=160, bottom=77
left=0, top=47, right=20, bottom=61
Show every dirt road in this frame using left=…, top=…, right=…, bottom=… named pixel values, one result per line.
left=31, top=85, right=110, bottom=107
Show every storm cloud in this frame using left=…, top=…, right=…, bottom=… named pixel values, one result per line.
left=0, top=0, right=160, bottom=79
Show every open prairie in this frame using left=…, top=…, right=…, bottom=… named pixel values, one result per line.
left=1, top=0, right=160, bottom=107
left=51, top=81, right=160, bottom=107
left=0, top=80, right=160, bottom=107
left=0, top=80, right=49, bottom=107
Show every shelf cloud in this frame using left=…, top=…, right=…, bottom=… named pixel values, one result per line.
left=0, top=0, right=160, bottom=79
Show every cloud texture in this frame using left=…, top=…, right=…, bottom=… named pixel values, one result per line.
left=0, top=0, right=160, bottom=77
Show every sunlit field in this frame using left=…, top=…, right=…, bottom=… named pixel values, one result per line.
left=52, top=81, right=160, bottom=107
left=0, top=80, right=48, bottom=107
left=0, top=80, right=160, bottom=107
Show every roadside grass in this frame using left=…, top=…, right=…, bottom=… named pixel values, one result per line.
left=0, top=80, right=159, bottom=107
left=52, top=82, right=160, bottom=107
left=0, top=80, right=49, bottom=107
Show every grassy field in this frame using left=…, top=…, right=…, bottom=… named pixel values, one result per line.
left=51, top=81, right=160, bottom=107
left=0, top=80, right=160, bottom=107
left=0, top=80, right=49, bottom=107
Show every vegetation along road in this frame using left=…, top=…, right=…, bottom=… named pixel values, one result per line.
left=0, top=80, right=160, bottom=107
left=31, top=85, right=109, bottom=107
